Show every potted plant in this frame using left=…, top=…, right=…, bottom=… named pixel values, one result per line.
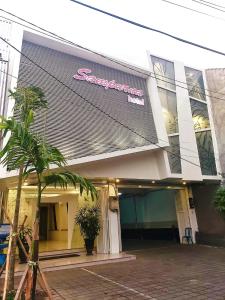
left=17, top=226, right=32, bottom=264
left=75, top=206, right=100, bottom=255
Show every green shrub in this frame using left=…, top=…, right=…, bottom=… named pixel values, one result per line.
left=214, top=187, right=225, bottom=216
left=75, top=206, right=100, bottom=240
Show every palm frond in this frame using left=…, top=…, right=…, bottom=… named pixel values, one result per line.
left=0, top=117, right=36, bottom=170
left=42, top=171, right=97, bottom=200
left=9, top=86, right=48, bottom=124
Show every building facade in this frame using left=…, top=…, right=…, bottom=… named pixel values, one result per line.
left=0, top=19, right=221, bottom=253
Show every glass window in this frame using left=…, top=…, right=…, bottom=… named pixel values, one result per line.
left=151, top=56, right=175, bottom=91
left=158, top=88, right=178, bottom=134
left=185, top=67, right=206, bottom=101
left=196, top=131, right=217, bottom=175
left=190, top=99, right=210, bottom=130
left=168, top=136, right=182, bottom=174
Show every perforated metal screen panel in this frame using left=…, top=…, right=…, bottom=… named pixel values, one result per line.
left=17, top=41, right=158, bottom=160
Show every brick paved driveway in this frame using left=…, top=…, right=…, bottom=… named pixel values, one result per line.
left=45, top=244, right=225, bottom=300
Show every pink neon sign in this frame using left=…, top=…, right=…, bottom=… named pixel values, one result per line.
left=73, top=68, right=144, bottom=97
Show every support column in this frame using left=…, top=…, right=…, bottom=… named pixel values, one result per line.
left=97, top=185, right=121, bottom=254
left=186, top=187, right=198, bottom=243
left=175, top=187, right=198, bottom=244
left=108, top=184, right=121, bottom=254
left=97, top=188, right=110, bottom=254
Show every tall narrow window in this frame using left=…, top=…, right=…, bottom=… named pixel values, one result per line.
left=185, top=67, right=217, bottom=176
left=190, top=100, right=210, bottom=130
left=151, top=55, right=181, bottom=174
left=196, top=131, right=217, bottom=175
left=168, top=136, right=182, bottom=174
left=151, top=56, right=175, bottom=91
left=158, top=88, right=178, bottom=134
left=185, top=67, right=206, bottom=101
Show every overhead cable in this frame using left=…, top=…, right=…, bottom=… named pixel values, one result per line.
left=199, top=0, right=225, bottom=10
left=1, top=12, right=225, bottom=100
left=160, top=0, right=225, bottom=22
left=192, top=0, right=225, bottom=13
left=69, top=0, right=225, bottom=57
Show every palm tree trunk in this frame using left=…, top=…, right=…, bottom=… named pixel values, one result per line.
left=30, top=177, right=42, bottom=299
left=3, top=165, right=24, bottom=299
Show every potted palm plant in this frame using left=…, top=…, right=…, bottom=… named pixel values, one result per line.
left=75, top=206, right=100, bottom=255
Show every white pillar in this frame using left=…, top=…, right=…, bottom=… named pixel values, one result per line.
left=108, top=184, right=121, bottom=254
left=97, top=185, right=121, bottom=254
left=97, top=188, right=110, bottom=254
left=175, top=187, right=198, bottom=244
left=186, top=187, right=198, bottom=243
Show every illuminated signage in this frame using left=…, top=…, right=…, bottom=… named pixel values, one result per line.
left=73, top=68, right=144, bottom=97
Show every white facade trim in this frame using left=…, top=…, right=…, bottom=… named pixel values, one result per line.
left=66, top=144, right=163, bottom=169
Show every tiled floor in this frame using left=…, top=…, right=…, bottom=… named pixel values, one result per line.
left=2, top=244, right=225, bottom=299
left=43, top=244, right=225, bottom=299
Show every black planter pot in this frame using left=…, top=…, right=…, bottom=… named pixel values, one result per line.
left=17, top=240, right=29, bottom=264
left=84, top=239, right=94, bottom=256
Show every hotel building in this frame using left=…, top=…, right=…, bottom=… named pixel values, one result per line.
left=0, top=18, right=221, bottom=253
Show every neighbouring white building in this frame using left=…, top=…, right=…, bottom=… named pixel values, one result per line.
left=0, top=17, right=221, bottom=254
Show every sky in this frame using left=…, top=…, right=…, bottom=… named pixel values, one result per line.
left=1, top=0, right=225, bottom=70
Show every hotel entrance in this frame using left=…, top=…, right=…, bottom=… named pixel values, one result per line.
left=119, top=187, right=194, bottom=250
left=5, top=186, right=92, bottom=253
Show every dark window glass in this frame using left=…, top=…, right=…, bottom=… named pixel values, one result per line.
left=185, top=67, right=206, bottom=101
left=168, top=136, right=182, bottom=174
left=151, top=56, right=175, bottom=91
left=190, top=99, right=210, bottom=130
left=196, top=131, right=217, bottom=175
left=158, top=88, right=178, bottom=134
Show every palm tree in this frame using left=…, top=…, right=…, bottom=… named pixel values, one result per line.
left=1, top=86, right=97, bottom=299
left=19, top=133, right=96, bottom=299
left=0, top=86, right=47, bottom=296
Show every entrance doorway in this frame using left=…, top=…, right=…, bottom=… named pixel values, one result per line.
left=119, top=189, right=180, bottom=250
left=40, top=206, right=49, bottom=241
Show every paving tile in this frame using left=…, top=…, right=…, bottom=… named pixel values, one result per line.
left=3, top=244, right=225, bottom=299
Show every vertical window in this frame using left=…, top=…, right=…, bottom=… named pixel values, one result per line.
left=168, top=136, right=182, bottom=174
left=158, top=88, right=178, bottom=134
left=185, top=67, right=217, bottom=176
left=190, top=100, right=210, bottom=130
left=185, top=67, right=206, bottom=101
left=151, top=55, right=181, bottom=174
left=151, top=56, right=175, bottom=91
left=196, top=131, right=217, bottom=175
